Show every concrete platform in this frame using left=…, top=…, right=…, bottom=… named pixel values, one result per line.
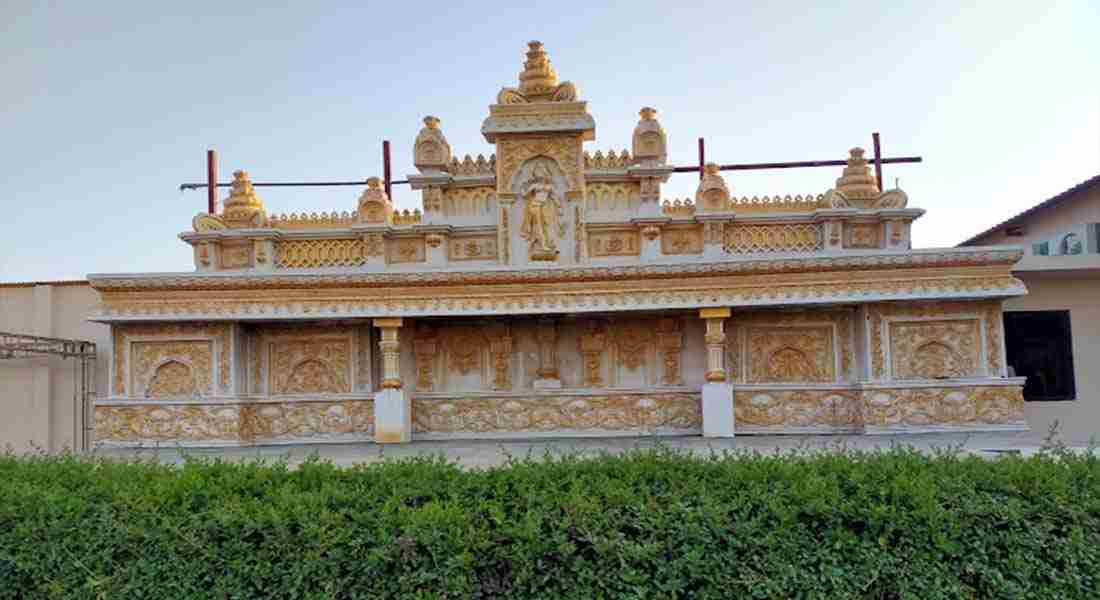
left=89, top=430, right=1093, bottom=469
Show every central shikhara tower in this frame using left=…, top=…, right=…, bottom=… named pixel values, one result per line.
left=89, top=42, right=1028, bottom=446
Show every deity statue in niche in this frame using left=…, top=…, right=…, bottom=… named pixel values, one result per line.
left=519, top=161, right=565, bottom=261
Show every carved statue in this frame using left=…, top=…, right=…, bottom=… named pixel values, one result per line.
left=520, top=162, right=564, bottom=259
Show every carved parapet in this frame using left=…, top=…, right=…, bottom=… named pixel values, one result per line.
left=584, top=149, right=632, bottom=171
left=448, top=153, right=496, bottom=176
left=695, top=163, right=730, bottom=212
left=392, top=209, right=422, bottom=226
left=730, top=194, right=821, bottom=214
left=357, top=177, right=393, bottom=224
left=661, top=198, right=696, bottom=216
left=269, top=211, right=356, bottom=230
left=632, top=107, right=667, bottom=165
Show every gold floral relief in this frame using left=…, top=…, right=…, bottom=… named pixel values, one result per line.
left=219, top=242, right=252, bottom=269
left=869, top=301, right=1003, bottom=380
left=889, top=319, right=980, bottom=380
left=443, top=326, right=486, bottom=376
left=611, top=320, right=653, bottom=371
left=588, top=229, right=640, bottom=257
left=268, top=337, right=351, bottom=395
left=745, top=326, right=835, bottom=383
left=94, top=399, right=374, bottom=444
left=496, top=136, right=584, bottom=196
left=861, top=385, right=1025, bottom=428
left=661, top=226, right=704, bottom=255
left=145, top=360, right=199, bottom=398
left=387, top=237, right=426, bottom=264
left=735, top=390, right=861, bottom=429
left=448, top=236, right=499, bottom=261
left=845, top=223, right=881, bottom=249
left=113, top=323, right=230, bottom=397
left=412, top=393, right=701, bottom=434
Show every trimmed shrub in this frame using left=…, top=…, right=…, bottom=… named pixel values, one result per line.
left=1, top=446, right=1098, bottom=598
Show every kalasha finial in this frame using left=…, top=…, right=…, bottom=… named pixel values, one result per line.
left=834, top=147, right=879, bottom=200
left=366, top=176, right=383, bottom=190
left=704, top=162, right=720, bottom=175
left=423, top=115, right=440, bottom=129
left=640, top=107, right=657, bottom=120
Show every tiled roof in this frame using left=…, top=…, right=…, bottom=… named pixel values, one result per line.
left=958, top=173, right=1100, bottom=246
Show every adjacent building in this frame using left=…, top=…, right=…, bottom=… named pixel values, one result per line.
left=959, top=173, right=1100, bottom=444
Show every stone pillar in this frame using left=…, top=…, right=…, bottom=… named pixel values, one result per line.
left=699, top=307, right=734, bottom=438
left=533, top=318, right=562, bottom=389
left=373, top=318, right=410, bottom=443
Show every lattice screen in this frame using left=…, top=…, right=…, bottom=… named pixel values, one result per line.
left=724, top=223, right=823, bottom=254
left=275, top=238, right=367, bottom=269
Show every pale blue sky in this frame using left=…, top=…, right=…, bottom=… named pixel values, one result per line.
left=2, top=1, right=1097, bottom=282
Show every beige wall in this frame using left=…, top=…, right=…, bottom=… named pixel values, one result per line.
left=1004, top=273, right=1100, bottom=444
left=970, top=184, right=1100, bottom=247
left=0, top=283, right=109, bottom=453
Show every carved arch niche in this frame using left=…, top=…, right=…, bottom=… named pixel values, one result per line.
left=145, top=359, right=197, bottom=398
left=889, top=319, right=981, bottom=380
left=506, top=155, right=579, bottom=264
left=130, top=340, right=214, bottom=399
left=252, top=325, right=356, bottom=396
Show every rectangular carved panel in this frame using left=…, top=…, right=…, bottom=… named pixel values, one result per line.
left=745, top=326, right=835, bottom=383
left=660, top=226, right=703, bottom=255
left=387, top=237, right=426, bottom=264
left=724, top=223, right=822, bottom=254
left=130, top=340, right=213, bottom=398
left=113, top=323, right=231, bottom=397
left=219, top=242, right=252, bottom=269
left=862, top=385, right=1025, bottom=429
left=588, top=229, right=640, bottom=257
left=889, top=319, right=981, bottom=380
left=267, top=337, right=352, bottom=395
left=845, top=223, right=881, bottom=249
left=275, top=238, right=365, bottom=269
left=412, top=392, right=701, bottom=434
left=448, top=236, right=499, bottom=261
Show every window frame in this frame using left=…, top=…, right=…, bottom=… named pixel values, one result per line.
left=1003, top=309, right=1076, bottom=402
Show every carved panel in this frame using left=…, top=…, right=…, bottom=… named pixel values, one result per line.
left=275, top=238, right=365, bottom=269
left=585, top=182, right=638, bottom=211
left=656, top=318, right=683, bottom=385
left=132, top=340, right=213, bottom=398
left=448, top=236, right=499, bottom=261
left=443, top=187, right=495, bottom=217
left=443, top=326, right=486, bottom=376
left=862, top=386, right=1025, bottom=428
left=845, top=223, right=881, bottom=249
left=889, top=320, right=980, bottom=379
left=412, top=392, right=701, bottom=434
left=578, top=321, right=608, bottom=387
left=735, top=390, right=861, bottom=429
left=660, top=226, right=704, bottom=255
left=219, top=243, right=252, bottom=269
left=496, top=136, right=584, bottom=197
left=387, top=237, right=426, bottom=264
left=746, top=326, right=835, bottom=383
left=588, top=229, right=640, bottom=257
left=95, top=399, right=374, bottom=444
left=724, top=223, right=822, bottom=254
left=113, top=323, right=230, bottom=397
left=869, top=302, right=1002, bottom=380
left=611, top=320, right=653, bottom=370
left=268, top=337, right=352, bottom=395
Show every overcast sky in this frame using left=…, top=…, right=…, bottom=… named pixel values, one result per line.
left=2, top=1, right=1097, bottom=282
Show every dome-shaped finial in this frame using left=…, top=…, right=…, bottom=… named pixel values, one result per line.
left=834, top=147, right=878, bottom=200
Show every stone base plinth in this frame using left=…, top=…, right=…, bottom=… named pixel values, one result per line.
left=702, top=382, right=734, bottom=437
left=374, top=388, right=411, bottom=443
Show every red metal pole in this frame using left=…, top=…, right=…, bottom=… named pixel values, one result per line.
left=206, top=149, right=217, bottom=214
left=697, top=137, right=705, bottom=180
left=872, top=132, right=883, bottom=192
left=383, top=140, right=392, bottom=198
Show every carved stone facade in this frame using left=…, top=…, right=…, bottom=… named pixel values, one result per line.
left=92, top=41, right=1027, bottom=447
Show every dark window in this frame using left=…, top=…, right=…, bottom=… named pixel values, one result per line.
left=1004, top=311, right=1075, bottom=401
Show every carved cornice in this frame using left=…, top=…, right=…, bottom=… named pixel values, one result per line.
left=89, top=248, right=1022, bottom=292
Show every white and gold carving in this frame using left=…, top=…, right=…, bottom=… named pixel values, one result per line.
left=696, top=163, right=730, bottom=212
left=700, top=307, right=730, bottom=382
left=444, top=326, right=485, bottom=376
left=443, top=187, right=495, bottom=217
left=735, top=390, right=861, bottom=430
left=387, top=237, right=426, bottom=264
left=656, top=318, right=683, bottom=385
left=746, top=326, right=835, bottom=383
left=220, top=170, right=267, bottom=228
left=724, top=223, right=822, bottom=254
left=487, top=327, right=514, bottom=390
left=357, top=177, right=393, bottom=224
left=448, top=236, right=498, bottom=261
left=611, top=320, right=653, bottom=371
left=588, top=229, right=640, bottom=257
left=413, top=326, right=438, bottom=392
left=497, top=136, right=583, bottom=199
left=219, top=242, right=252, bottom=269
left=413, top=116, right=452, bottom=172
left=519, top=160, right=566, bottom=260
left=845, top=223, right=881, bottom=249
left=660, top=226, right=703, bottom=255
left=275, top=238, right=365, bottom=269
left=889, top=320, right=980, bottom=380
left=862, top=385, right=1025, bottom=429
left=374, top=318, right=403, bottom=389
left=268, top=337, right=351, bottom=395
left=578, top=320, right=608, bottom=387
left=269, top=211, right=355, bottom=230
left=412, top=392, right=701, bottom=434
left=631, top=107, right=666, bottom=165
left=447, top=154, right=496, bottom=176
left=535, top=319, right=559, bottom=380
left=585, top=182, right=638, bottom=211
left=133, top=341, right=213, bottom=398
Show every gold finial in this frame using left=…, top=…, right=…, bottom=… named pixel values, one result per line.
left=704, top=162, right=720, bottom=175
left=423, top=115, right=440, bottom=129
left=366, top=176, right=382, bottom=190
left=518, top=40, right=559, bottom=98
left=835, top=147, right=878, bottom=200
left=220, top=169, right=266, bottom=227
left=640, top=107, right=657, bottom=120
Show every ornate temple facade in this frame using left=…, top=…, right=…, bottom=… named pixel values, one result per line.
left=88, top=42, right=1028, bottom=446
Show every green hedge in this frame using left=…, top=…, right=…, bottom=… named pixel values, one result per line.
left=1, top=447, right=1098, bottom=599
